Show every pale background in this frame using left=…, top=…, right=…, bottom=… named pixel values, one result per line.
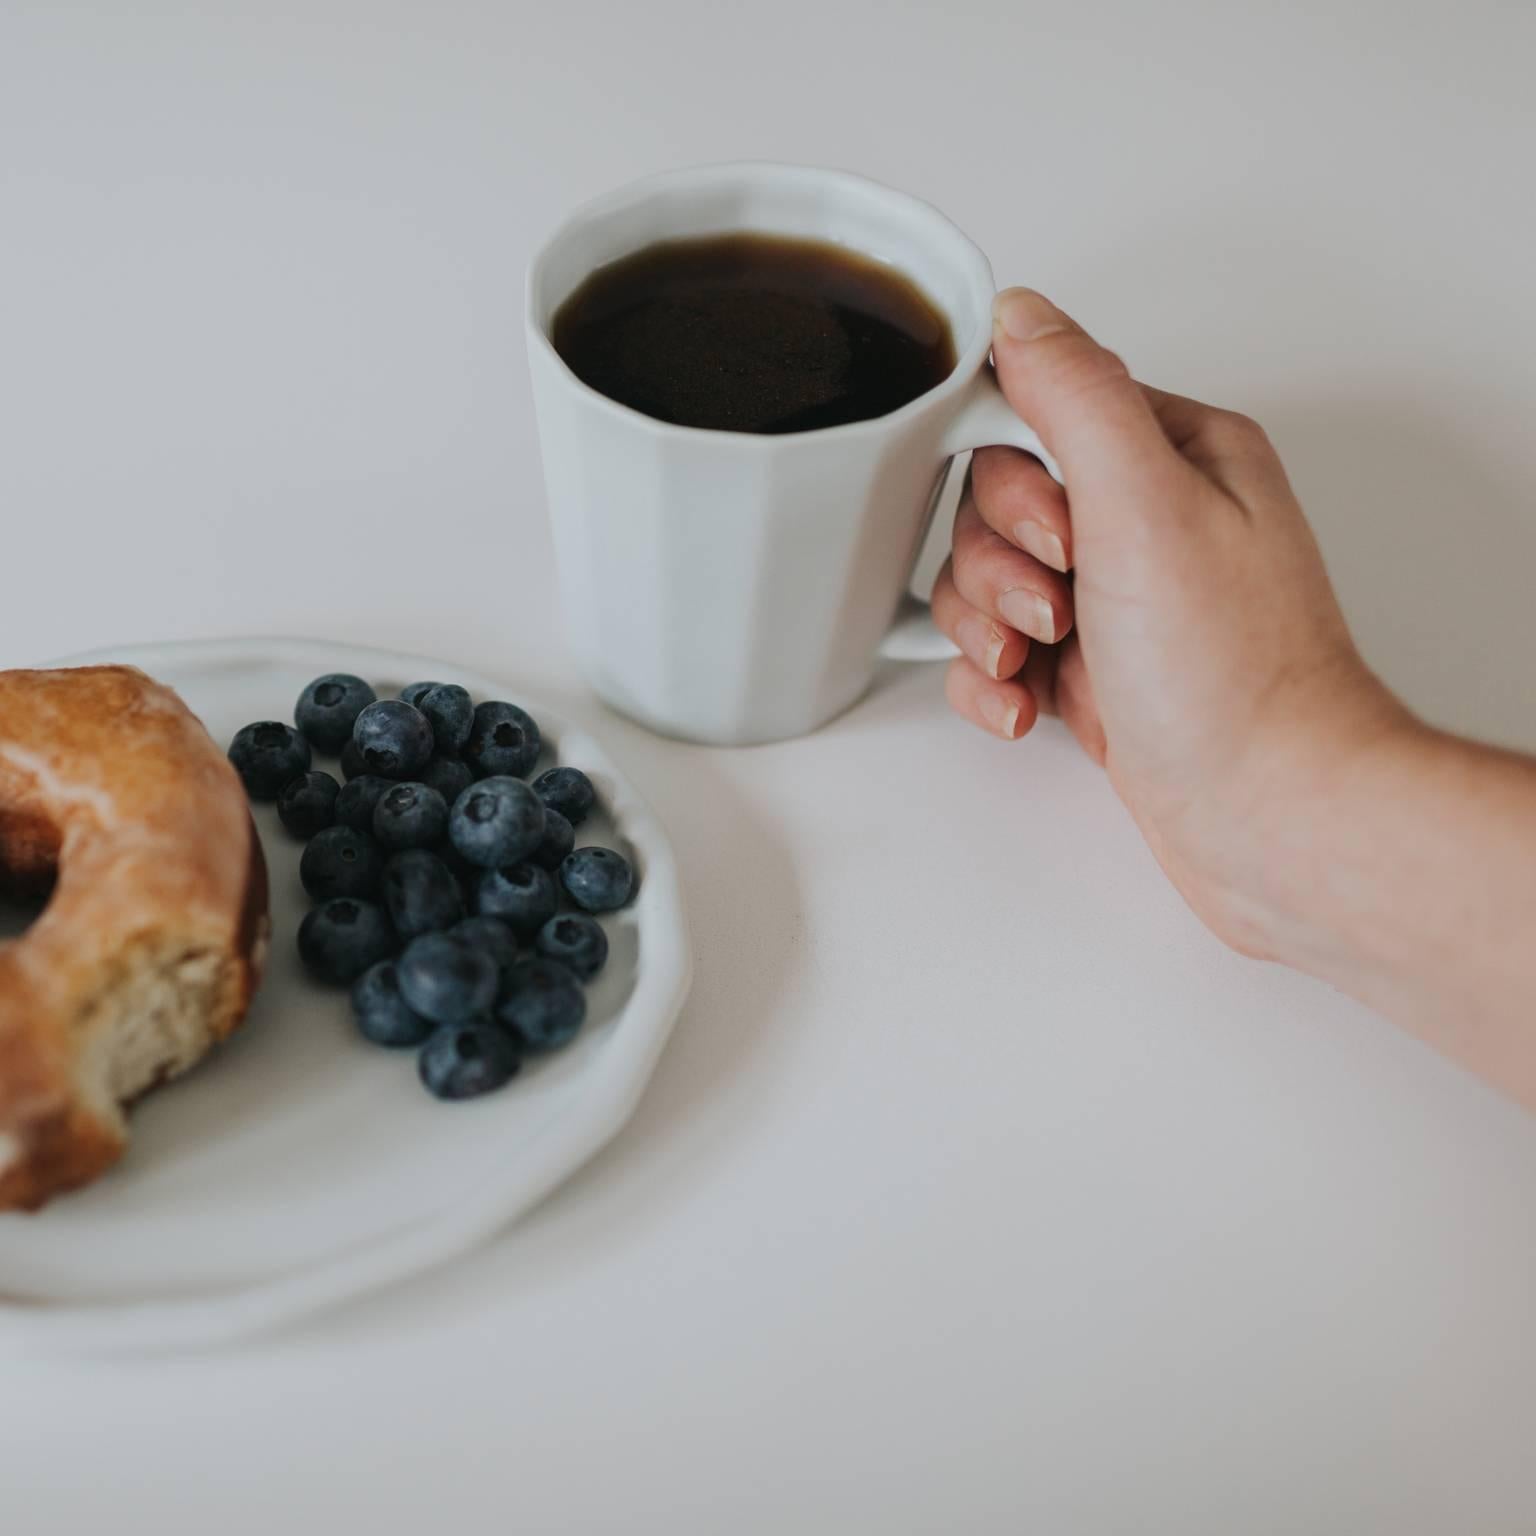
left=3, top=2, right=1536, bottom=1531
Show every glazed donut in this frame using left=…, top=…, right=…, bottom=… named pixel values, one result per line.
left=0, top=666, right=269, bottom=1211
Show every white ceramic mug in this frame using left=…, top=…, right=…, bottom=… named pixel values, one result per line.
left=526, top=162, right=1060, bottom=746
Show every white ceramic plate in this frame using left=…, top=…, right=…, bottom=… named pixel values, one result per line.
left=0, top=639, right=692, bottom=1354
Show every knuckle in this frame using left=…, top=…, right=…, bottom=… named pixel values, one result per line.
left=974, top=443, right=1060, bottom=515
left=930, top=572, right=964, bottom=633
left=950, top=498, right=984, bottom=552
left=1037, top=334, right=1131, bottom=403
left=951, top=532, right=1016, bottom=601
left=952, top=501, right=1005, bottom=566
left=1212, top=408, right=1271, bottom=449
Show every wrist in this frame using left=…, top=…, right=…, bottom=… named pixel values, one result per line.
left=1190, top=662, right=1427, bottom=971
left=1241, top=709, right=1536, bottom=1106
left=1236, top=690, right=1437, bottom=980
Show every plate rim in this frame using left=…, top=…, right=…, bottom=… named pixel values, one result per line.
left=0, top=636, right=693, bottom=1355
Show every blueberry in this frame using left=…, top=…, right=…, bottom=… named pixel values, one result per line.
left=295, top=673, right=377, bottom=754
left=498, top=958, right=586, bottom=1050
left=464, top=700, right=540, bottom=779
left=536, top=913, right=608, bottom=982
left=352, top=699, right=434, bottom=780
left=335, top=773, right=393, bottom=833
left=414, top=683, right=473, bottom=757
left=340, top=737, right=367, bottom=781
left=448, top=776, right=545, bottom=869
left=418, top=1021, right=520, bottom=1101
left=476, top=862, right=557, bottom=936
left=300, top=824, right=385, bottom=901
left=228, top=721, right=312, bottom=800
left=276, top=770, right=340, bottom=839
left=532, top=766, right=596, bottom=827
left=298, top=898, right=395, bottom=985
left=396, top=933, right=499, bottom=1025
left=399, top=680, right=444, bottom=708
left=530, top=806, right=575, bottom=872
left=351, top=959, right=432, bottom=1047
left=559, top=847, right=635, bottom=912
left=383, top=849, right=465, bottom=939
left=420, top=755, right=474, bottom=805
left=372, top=780, right=449, bottom=851
left=450, top=916, right=523, bottom=993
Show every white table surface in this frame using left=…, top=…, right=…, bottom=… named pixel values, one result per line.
left=4, top=3, right=1536, bottom=1530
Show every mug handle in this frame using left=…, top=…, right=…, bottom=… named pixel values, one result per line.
left=879, top=365, right=1063, bottom=662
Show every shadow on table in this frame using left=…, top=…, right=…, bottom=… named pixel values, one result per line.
left=522, top=718, right=802, bottom=1200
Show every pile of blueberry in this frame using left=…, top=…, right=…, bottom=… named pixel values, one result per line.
left=228, top=674, right=635, bottom=1101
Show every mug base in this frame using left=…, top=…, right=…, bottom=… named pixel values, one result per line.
left=589, top=678, right=873, bottom=748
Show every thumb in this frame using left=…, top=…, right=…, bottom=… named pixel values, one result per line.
left=990, top=288, right=1182, bottom=501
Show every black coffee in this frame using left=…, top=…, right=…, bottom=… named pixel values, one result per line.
left=551, top=233, right=956, bottom=434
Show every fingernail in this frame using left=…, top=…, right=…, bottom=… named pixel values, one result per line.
left=993, top=287, right=1071, bottom=343
left=956, top=615, right=1006, bottom=678
left=980, top=694, right=1021, bottom=739
left=1013, top=520, right=1067, bottom=573
left=984, top=630, right=1007, bottom=680
left=998, top=588, right=1056, bottom=643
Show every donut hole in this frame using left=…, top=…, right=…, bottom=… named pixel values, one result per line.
left=0, top=888, right=49, bottom=942
left=0, top=803, right=232, bottom=1116
left=0, top=805, right=60, bottom=940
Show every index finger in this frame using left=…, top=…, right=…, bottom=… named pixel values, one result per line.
left=970, top=445, right=1073, bottom=573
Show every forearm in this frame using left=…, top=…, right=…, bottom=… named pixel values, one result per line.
left=1270, top=722, right=1536, bottom=1105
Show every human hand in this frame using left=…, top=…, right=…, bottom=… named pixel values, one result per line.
left=932, top=288, right=1413, bottom=957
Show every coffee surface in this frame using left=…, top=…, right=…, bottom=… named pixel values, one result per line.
left=551, top=233, right=956, bottom=434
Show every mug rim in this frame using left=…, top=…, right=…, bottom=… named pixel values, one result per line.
left=524, top=160, right=998, bottom=447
